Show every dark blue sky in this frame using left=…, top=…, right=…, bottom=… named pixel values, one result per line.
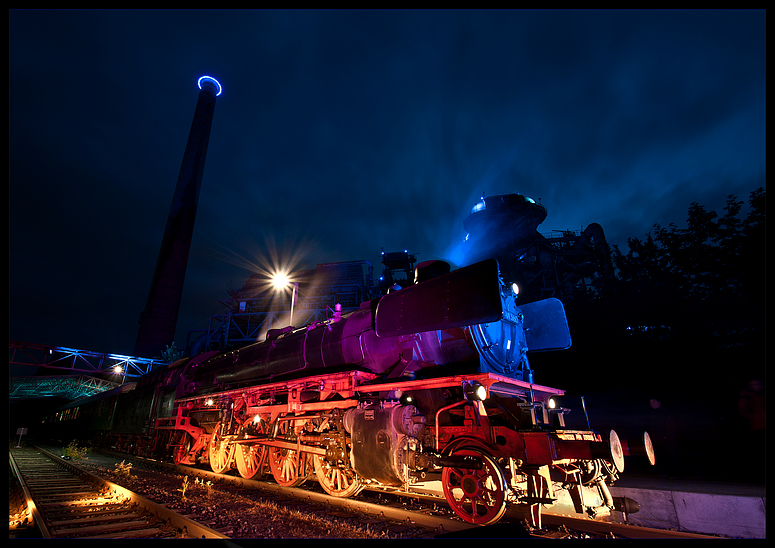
left=9, top=9, right=766, bottom=357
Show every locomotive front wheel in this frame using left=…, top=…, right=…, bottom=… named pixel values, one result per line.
left=172, top=432, right=192, bottom=465
left=153, top=431, right=171, bottom=460
left=235, top=421, right=267, bottom=480
left=313, top=456, right=363, bottom=498
left=268, top=421, right=307, bottom=487
left=209, top=422, right=236, bottom=474
left=442, top=447, right=508, bottom=525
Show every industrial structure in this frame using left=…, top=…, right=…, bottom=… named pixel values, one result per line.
left=184, top=252, right=418, bottom=354
left=9, top=340, right=164, bottom=399
left=461, top=193, right=613, bottom=301
left=180, top=189, right=615, bottom=357
left=134, top=76, right=222, bottom=359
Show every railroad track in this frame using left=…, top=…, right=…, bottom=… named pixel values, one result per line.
left=108, top=454, right=474, bottom=538
left=12, top=445, right=724, bottom=539
left=82, top=447, right=722, bottom=540
left=9, top=446, right=229, bottom=539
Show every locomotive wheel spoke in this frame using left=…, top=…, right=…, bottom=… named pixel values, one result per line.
left=208, top=422, right=235, bottom=474
left=442, top=447, right=508, bottom=525
left=235, top=421, right=267, bottom=479
left=314, top=455, right=363, bottom=497
left=268, top=420, right=307, bottom=487
left=269, top=446, right=306, bottom=486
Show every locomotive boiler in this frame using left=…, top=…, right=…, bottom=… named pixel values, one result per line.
left=49, top=258, right=654, bottom=528
left=182, top=259, right=548, bottom=391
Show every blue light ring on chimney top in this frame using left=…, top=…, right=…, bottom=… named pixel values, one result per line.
left=198, top=76, right=222, bottom=96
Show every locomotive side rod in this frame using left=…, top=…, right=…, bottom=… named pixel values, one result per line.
left=236, top=437, right=327, bottom=457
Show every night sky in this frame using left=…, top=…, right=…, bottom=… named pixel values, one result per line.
left=9, top=9, right=766, bottom=359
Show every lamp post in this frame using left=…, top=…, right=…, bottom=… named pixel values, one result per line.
left=271, top=272, right=299, bottom=327
left=113, top=365, right=126, bottom=385
left=290, top=282, right=298, bottom=326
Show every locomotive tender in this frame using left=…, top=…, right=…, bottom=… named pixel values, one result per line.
left=48, top=258, right=653, bottom=528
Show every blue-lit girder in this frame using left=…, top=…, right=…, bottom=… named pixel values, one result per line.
left=9, top=341, right=165, bottom=379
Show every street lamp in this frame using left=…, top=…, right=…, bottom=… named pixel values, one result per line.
left=271, top=271, right=299, bottom=326
left=113, top=365, right=126, bottom=385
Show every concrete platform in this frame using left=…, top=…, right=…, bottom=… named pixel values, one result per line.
left=609, top=475, right=766, bottom=539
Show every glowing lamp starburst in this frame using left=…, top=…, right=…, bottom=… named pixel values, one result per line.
left=271, top=271, right=291, bottom=290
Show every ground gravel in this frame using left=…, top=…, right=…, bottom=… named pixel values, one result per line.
left=50, top=446, right=421, bottom=539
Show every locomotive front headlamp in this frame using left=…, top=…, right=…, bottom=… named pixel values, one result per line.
left=548, top=397, right=571, bottom=412
left=511, top=282, right=519, bottom=296
left=464, top=381, right=487, bottom=402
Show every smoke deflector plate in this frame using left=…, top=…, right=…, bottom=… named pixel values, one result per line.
left=375, top=259, right=503, bottom=338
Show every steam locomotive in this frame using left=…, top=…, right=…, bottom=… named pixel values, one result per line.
left=45, top=258, right=654, bottom=528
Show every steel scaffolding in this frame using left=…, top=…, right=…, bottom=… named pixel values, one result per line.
left=9, top=375, right=120, bottom=401
left=185, top=260, right=378, bottom=353
left=9, top=341, right=165, bottom=378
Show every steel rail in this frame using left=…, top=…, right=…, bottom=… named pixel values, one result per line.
left=9, top=448, right=53, bottom=538
left=10, top=446, right=230, bottom=539
left=91, top=448, right=726, bottom=539
left=166, top=459, right=473, bottom=534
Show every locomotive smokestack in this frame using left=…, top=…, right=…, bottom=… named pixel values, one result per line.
left=133, top=76, right=222, bottom=358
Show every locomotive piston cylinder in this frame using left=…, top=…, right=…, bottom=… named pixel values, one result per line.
left=344, top=404, right=426, bottom=485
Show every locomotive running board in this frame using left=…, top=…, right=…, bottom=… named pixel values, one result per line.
left=375, top=259, right=502, bottom=337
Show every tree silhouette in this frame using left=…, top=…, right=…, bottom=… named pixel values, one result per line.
left=551, top=188, right=765, bottom=396
left=155, top=342, right=185, bottom=364
left=612, top=187, right=764, bottom=354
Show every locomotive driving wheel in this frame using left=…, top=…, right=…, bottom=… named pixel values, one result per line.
left=235, top=420, right=267, bottom=479
left=314, top=456, right=363, bottom=498
left=268, top=419, right=308, bottom=487
left=442, top=447, right=508, bottom=525
left=209, top=421, right=236, bottom=474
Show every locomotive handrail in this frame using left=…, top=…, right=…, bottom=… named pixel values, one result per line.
left=353, top=372, right=565, bottom=397
left=174, top=370, right=378, bottom=405
left=434, top=399, right=468, bottom=451
left=172, top=372, right=564, bottom=416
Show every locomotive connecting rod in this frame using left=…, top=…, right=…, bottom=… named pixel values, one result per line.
left=243, top=437, right=327, bottom=456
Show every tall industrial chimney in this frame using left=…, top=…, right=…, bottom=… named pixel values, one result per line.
left=133, top=76, right=222, bottom=358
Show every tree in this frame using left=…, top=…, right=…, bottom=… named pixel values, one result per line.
left=155, top=342, right=185, bottom=364
left=545, top=189, right=764, bottom=483
left=554, top=188, right=765, bottom=394
left=608, top=188, right=764, bottom=375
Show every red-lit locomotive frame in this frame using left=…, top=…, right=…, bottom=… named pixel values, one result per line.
left=97, top=259, right=654, bottom=527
